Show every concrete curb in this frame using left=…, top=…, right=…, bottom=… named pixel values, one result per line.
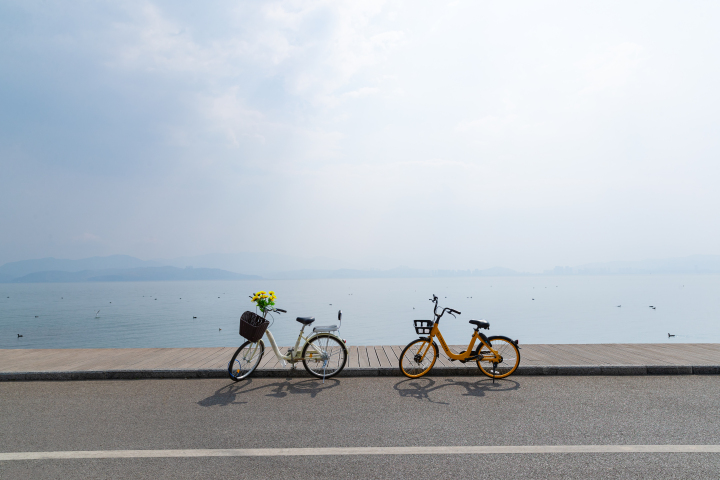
left=2, top=365, right=720, bottom=381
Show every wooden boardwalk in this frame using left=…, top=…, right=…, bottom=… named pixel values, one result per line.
left=2, top=344, right=720, bottom=380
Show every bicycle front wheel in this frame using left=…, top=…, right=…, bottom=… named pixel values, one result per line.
left=228, top=340, right=265, bottom=381
left=399, top=338, right=438, bottom=378
left=476, top=336, right=520, bottom=379
left=302, top=334, right=348, bottom=379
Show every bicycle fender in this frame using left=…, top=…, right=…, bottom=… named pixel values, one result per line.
left=305, top=333, right=348, bottom=353
left=488, top=335, right=521, bottom=349
left=418, top=337, right=439, bottom=351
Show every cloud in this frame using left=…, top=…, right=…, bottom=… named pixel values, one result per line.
left=578, top=42, right=644, bottom=94
left=1, top=1, right=720, bottom=269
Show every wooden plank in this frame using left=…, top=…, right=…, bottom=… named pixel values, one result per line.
left=0, top=349, right=58, bottom=371
left=690, top=344, right=720, bottom=358
left=548, top=344, right=609, bottom=366
left=390, top=345, right=403, bottom=363
left=258, top=347, right=280, bottom=369
left=183, top=347, right=224, bottom=368
left=513, top=344, right=547, bottom=366
left=75, top=349, right=148, bottom=371
left=0, top=350, right=73, bottom=371
left=367, top=346, right=382, bottom=368
left=670, top=344, right=720, bottom=364
left=260, top=349, right=280, bottom=369
left=147, top=348, right=207, bottom=369
left=613, top=344, right=681, bottom=365
left=201, top=348, right=238, bottom=369
left=264, top=351, right=284, bottom=369
left=375, top=346, right=393, bottom=368
left=44, top=349, right=114, bottom=371
left=382, top=345, right=398, bottom=364
left=358, top=346, right=371, bottom=369
left=347, top=346, right=358, bottom=369
left=173, top=347, right=224, bottom=369
left=128, top=348, right=201, bottom=370
left=20, top=349, right=98, bottom=371
left=684, top=345, right=720, bottom=363
left=608, top=344, right=674, bottom=365
left=518, top=345, right=563, bottom=366
left=123, top=348, right=187, bottom=370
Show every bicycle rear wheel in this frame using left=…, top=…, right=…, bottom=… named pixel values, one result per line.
left=476, top=336, right=520, bottom=379
left=302, top=334, right=348, bottom=379
left=399, top=338, right=438, bottom=378
left=228, top=340, right=265, bottom=381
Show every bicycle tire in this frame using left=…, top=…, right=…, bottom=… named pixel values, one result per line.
left=302, top=334, right=347, bottom=379
left=475, top=336, right=520, bottom=379
left=228, top=340, right=265, bottom=381
left=399, top=338, right=438, bottom=378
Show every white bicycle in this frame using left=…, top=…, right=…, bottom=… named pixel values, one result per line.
left=228, top=308, right=348, bottom=381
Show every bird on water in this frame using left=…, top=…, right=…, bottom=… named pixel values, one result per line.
left=668, top=333, right=675, bottom=338
left=17, top=334, right=22, bottom=338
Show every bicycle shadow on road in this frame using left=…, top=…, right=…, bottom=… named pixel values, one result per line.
left=197, top=378, right=341, bottom=407
left=393, top=377, right=520, bottom=404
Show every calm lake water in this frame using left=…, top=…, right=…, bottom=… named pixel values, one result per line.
left=1, top=275, right=718, bottom=349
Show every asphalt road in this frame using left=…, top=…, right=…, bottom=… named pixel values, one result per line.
left=1, top=375, right=719, bottom=479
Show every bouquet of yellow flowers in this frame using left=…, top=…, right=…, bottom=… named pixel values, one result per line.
left=250, top=290, right=277, bottom=315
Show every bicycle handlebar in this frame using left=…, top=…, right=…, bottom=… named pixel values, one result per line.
left=274, top=308, right=287, bottom=313
left=428, top=294, right=462, bottom=322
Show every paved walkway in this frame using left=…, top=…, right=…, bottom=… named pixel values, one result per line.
left=1, top=344, right=720, bottom=380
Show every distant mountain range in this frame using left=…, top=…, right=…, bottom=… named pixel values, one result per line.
left=269, top=266, right=519, bottom=280
left=159, top=252, right=350, bottom=275
left=8, top=266, right=259, bottom=283
left=544, top=255, right=720, bottom=275
left=0, top=255, right=160, bottom=281
left=0, top=256, right=259, bottom=283
left=1, top=253, right=719, bottom=283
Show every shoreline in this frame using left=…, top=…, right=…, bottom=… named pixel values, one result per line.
left=2, top=344, right=719, bottom=381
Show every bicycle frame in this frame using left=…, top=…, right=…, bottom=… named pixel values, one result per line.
left=420, top=323, right=499, bottom=362
left=262, top=324, right=342, bottom=364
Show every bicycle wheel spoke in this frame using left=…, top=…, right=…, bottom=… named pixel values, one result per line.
left=477, top=337, right=519, bottom=378
left=302, top=335, right=347, bottom=379
left=228, top=341, right=264, bottom=381
left=400, top=339, right=437, bottom=378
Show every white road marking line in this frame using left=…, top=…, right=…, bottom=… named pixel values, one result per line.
left=2, top=445, right=720, bottom=461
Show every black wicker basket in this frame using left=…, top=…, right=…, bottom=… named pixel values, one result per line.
left=239, top=311, right=270, bottom=342
left=414, top=320, right=434, bottom=335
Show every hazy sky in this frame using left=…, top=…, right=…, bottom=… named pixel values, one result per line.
left=1, top=1, right=719, bottom=271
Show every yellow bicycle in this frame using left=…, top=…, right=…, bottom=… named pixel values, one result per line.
left=399, top=295, right=520, bottom=379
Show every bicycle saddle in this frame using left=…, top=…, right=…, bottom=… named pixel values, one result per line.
left=296, top=317, right=315, bottom=325
left=469, top=320, right=490, bottom=330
